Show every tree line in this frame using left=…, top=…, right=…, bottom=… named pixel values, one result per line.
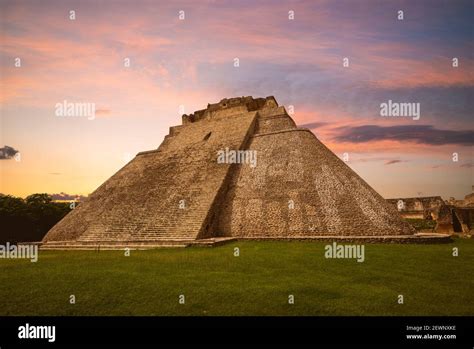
left=0, top=194, right=73, bottom=243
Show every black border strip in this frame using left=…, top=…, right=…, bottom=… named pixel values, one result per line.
left=0, top=316, right=472, bottom=346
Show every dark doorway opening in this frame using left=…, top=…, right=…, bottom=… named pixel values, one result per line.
left=452, top=209, right=462, bottom=232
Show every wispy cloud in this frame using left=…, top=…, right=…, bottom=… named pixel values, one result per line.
left=385, top=159, right=405, bottom=165
left=332, top=125, right=474, bottom=146
left=298, top=121, right=328, bottom=129
left=50, top=192, right=87, bottom=201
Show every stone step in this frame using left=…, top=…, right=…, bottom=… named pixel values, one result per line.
left=41, top=244, right=189, bottom=250
left=40, top=237, right=237, bottom=250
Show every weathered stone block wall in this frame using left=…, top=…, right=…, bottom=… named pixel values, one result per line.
left=44, top=109, right=257, bottom=242
left=453, top=208, right=474, bottom=233
left=256, top=115, right=295, bottom=134
left=217, top=115, right=414, bottom=237
left=387, top=196, right=445, bottom=220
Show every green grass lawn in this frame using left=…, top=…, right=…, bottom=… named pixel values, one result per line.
left=0, top=239, right=473, bottom=316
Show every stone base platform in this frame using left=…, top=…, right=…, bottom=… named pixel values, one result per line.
left=238, top=233, right=453, bottom=244
left=34, top=234, right=453, bottom=250
left=38, top=237, right=238, bottom=250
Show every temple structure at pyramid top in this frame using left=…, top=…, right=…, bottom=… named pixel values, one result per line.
left=42, top=96, right=448, bottom=249
left=182, top=96, right=276, bottom=124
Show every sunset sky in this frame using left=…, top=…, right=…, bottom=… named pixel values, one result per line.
left=1, top=0, right=473, bottom=200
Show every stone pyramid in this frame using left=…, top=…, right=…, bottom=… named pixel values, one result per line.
left=42, top=96, right=416, bottom=248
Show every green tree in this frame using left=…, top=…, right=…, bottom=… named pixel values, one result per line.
left=0, top=193, right=73, bottom=243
